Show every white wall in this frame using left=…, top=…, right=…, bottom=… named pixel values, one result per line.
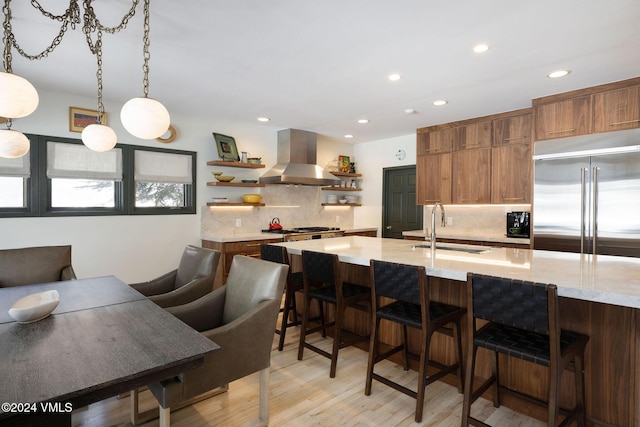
left=1, top=89, right=279, bottom=282
left=352, top=134, right=417, bottom=232
left=1, top=89, right=361, bottom=282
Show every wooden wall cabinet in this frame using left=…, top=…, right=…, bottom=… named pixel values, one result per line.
left=491, top=143, right=531, bottom=204
left=452, top=148, right=491, bottom=204
left=593, top=85, right=640, bottom=133
left=492, top=112, right=532, bottom=146
left=533, top=95, right=592, bottom=141
left=416, top=153, right=451, bottom=204
left=417, top=128, right=455, bottom=155
left=454, top=120, right=492, bottom=150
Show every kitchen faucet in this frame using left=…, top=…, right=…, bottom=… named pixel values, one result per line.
left=430, top=202, right=446, bottom=249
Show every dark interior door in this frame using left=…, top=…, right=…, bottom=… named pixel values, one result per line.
left=382, top=165, right=423, bottom=239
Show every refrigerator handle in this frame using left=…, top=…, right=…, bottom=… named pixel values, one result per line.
left=580, top=168, right=587, bottom=254
left=592, top=166, right=599, bottom=256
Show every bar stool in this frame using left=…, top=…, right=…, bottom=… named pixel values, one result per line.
left=365, top=260, right=466, bottom=422
left=298, top=250, right=370, bottom=378
left=260, top=244, right=303, bottom=351
left=461, top=273, right=589, bottom=427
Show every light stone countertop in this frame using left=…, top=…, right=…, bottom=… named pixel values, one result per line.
left=276, top=236, right=640, bottom=309
left=201, top=227, right=378, bottom=243
left=402, top=229, right=530, bottom=245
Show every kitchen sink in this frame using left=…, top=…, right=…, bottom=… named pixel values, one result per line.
left=411, top=243, right=490, bottom=254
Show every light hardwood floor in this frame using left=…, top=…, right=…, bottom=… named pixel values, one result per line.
left=72, top=321, right=545, bottom=427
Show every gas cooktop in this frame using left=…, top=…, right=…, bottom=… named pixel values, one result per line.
left=261, top=226, right=341, bottom=234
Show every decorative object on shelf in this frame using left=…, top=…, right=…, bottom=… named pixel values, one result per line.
left=325, top=158, right=340, bottom=172
left=8, top=290, right=60, bottom=324
left=155, top=124, right=177, bottom=143
left=349, top=162, right=356, bottom=173
left=339, top=198, right=348, bottom=204
left=211, top=171, right=223, bottom=178
left=241, top=151, right=248, bottom=163
left=211, top=197, right=228, bottom=203
left=350, top=179, right=357, bottom=188
left=212, top=133, right=240, bottom=161
left=0, top=0, right=169, bottom=156
left=215, top=175, right=235, bottom=182
left=69, top=107, right=106, bottom=133
left=247, top=157, right=262, bottom=164
left=339, top=155, right=350, bottom=172
left=327, top=195, right=338, bottom=204
left=242, top=194, right=262, bottom=203
left=241, top=179, right=258, bottom=183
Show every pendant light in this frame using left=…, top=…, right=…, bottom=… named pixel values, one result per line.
left=81, top=21, right=117, bottom=152
left=120, top=0, right=170, bottom=140
left=0, top=0, right=37, bottom=158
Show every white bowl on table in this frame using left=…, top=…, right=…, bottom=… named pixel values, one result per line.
left=8, top=290, right=60, bottom=323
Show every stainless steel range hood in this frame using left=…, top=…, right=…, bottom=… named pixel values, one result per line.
left=259, top=129, right=341, bottom=186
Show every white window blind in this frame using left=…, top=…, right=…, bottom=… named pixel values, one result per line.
left=0, top=154, right=30, bottom=177
left=134, top=150, right=193, bottom=184
left=47, top=141, right=122, bottom=180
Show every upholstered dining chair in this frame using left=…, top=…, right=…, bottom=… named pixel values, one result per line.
left=130, top=245, right=220, bottom=308
left=260, top=243, right=303, bottom=351
left=365, top=259, right=465, bottom=422
left=0, top=245, right=76, bottom=287
left=461, top=273, right=589, bottom=427
left=131, top=255, right=287, bottom=427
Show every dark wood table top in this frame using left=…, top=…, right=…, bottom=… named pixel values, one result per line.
left=0, top=276, right=145, bottom=324
left=0, top=277, right=219, bottom=424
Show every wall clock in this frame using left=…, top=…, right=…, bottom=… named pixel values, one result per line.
left=395, top=149, right=406, bottom=160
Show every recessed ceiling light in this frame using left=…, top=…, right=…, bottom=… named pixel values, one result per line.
left=433, top=100, right=448, bottom=106
left=473, top=43, right=490, bottom=53
left=344, top=134, right=354, bottom=139
left=404, top=108, right=417, bottom=114
left=357, top=119, right=369, bottom=124
left=257, top=117, right=270, bottom=122
left=388, top=73, right=402, bottom=81
left=547, top=70, right=571, bottom=78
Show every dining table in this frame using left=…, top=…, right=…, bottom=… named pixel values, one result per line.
left=0, top=276, right=220, bottom=427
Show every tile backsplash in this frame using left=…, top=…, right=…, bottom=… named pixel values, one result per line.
left=202, top=185, right=354, bottom=235
left=425, top=204, right=531, bottom=238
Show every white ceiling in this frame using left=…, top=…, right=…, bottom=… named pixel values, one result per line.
left=7, top=0, right=640, bottom=143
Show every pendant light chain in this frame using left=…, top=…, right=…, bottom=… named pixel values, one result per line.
left=142, top=0, right=150, bottom=98
left=2, top=0, right=13, bottom=73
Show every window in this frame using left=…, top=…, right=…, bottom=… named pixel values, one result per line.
left=0, top=134, right=196, bottom=217
left=47, top=141, right=122, bottom=210
left=133, top=149, right=193, bottom=209
left=0, top=154, right=30, bottom=208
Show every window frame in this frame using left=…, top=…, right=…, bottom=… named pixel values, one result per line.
left=0, top=133, right=196, bottom=218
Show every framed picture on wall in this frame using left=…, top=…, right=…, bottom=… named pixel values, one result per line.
left=339, top=155, right=350, bottom=172
left=212, top=132, right=240, bottom=162
left=69, top=107, right=106, bottom=132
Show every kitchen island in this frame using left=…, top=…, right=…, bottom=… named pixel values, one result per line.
left=275, top=236, right=640, bottom=426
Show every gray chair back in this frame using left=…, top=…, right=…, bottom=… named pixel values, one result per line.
left=0, top=245, right=76, bottom=287
left=175, top=245, right=220, bottom=289
left=223, top=255, right=287, bottom=324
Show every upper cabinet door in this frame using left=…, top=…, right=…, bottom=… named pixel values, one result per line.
left=534, top=95, right=592, bottom=141
left=493, top=112, right=532, bottom=146
left=593, top=85, right=640, bottom=133
left=452, top=148, right=491, bottom=204
left=416, top=153, right=451, bottom=205
left=416, top=128, right=456, bottom=155
left=454, top=121, right=492, bottom=150
left=491, top=143, right=532, bottom=204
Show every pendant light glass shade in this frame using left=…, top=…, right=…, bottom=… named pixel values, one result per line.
left=0, top=129, right=30, bottom=158
left=0, top=72, right=39, bottom=118
left=81, top=124, right=118, bottom=152
left=120, top=97, right=170, bottom=139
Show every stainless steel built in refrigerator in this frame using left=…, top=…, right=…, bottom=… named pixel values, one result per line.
left=533, top=128, right=640, bottom=257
